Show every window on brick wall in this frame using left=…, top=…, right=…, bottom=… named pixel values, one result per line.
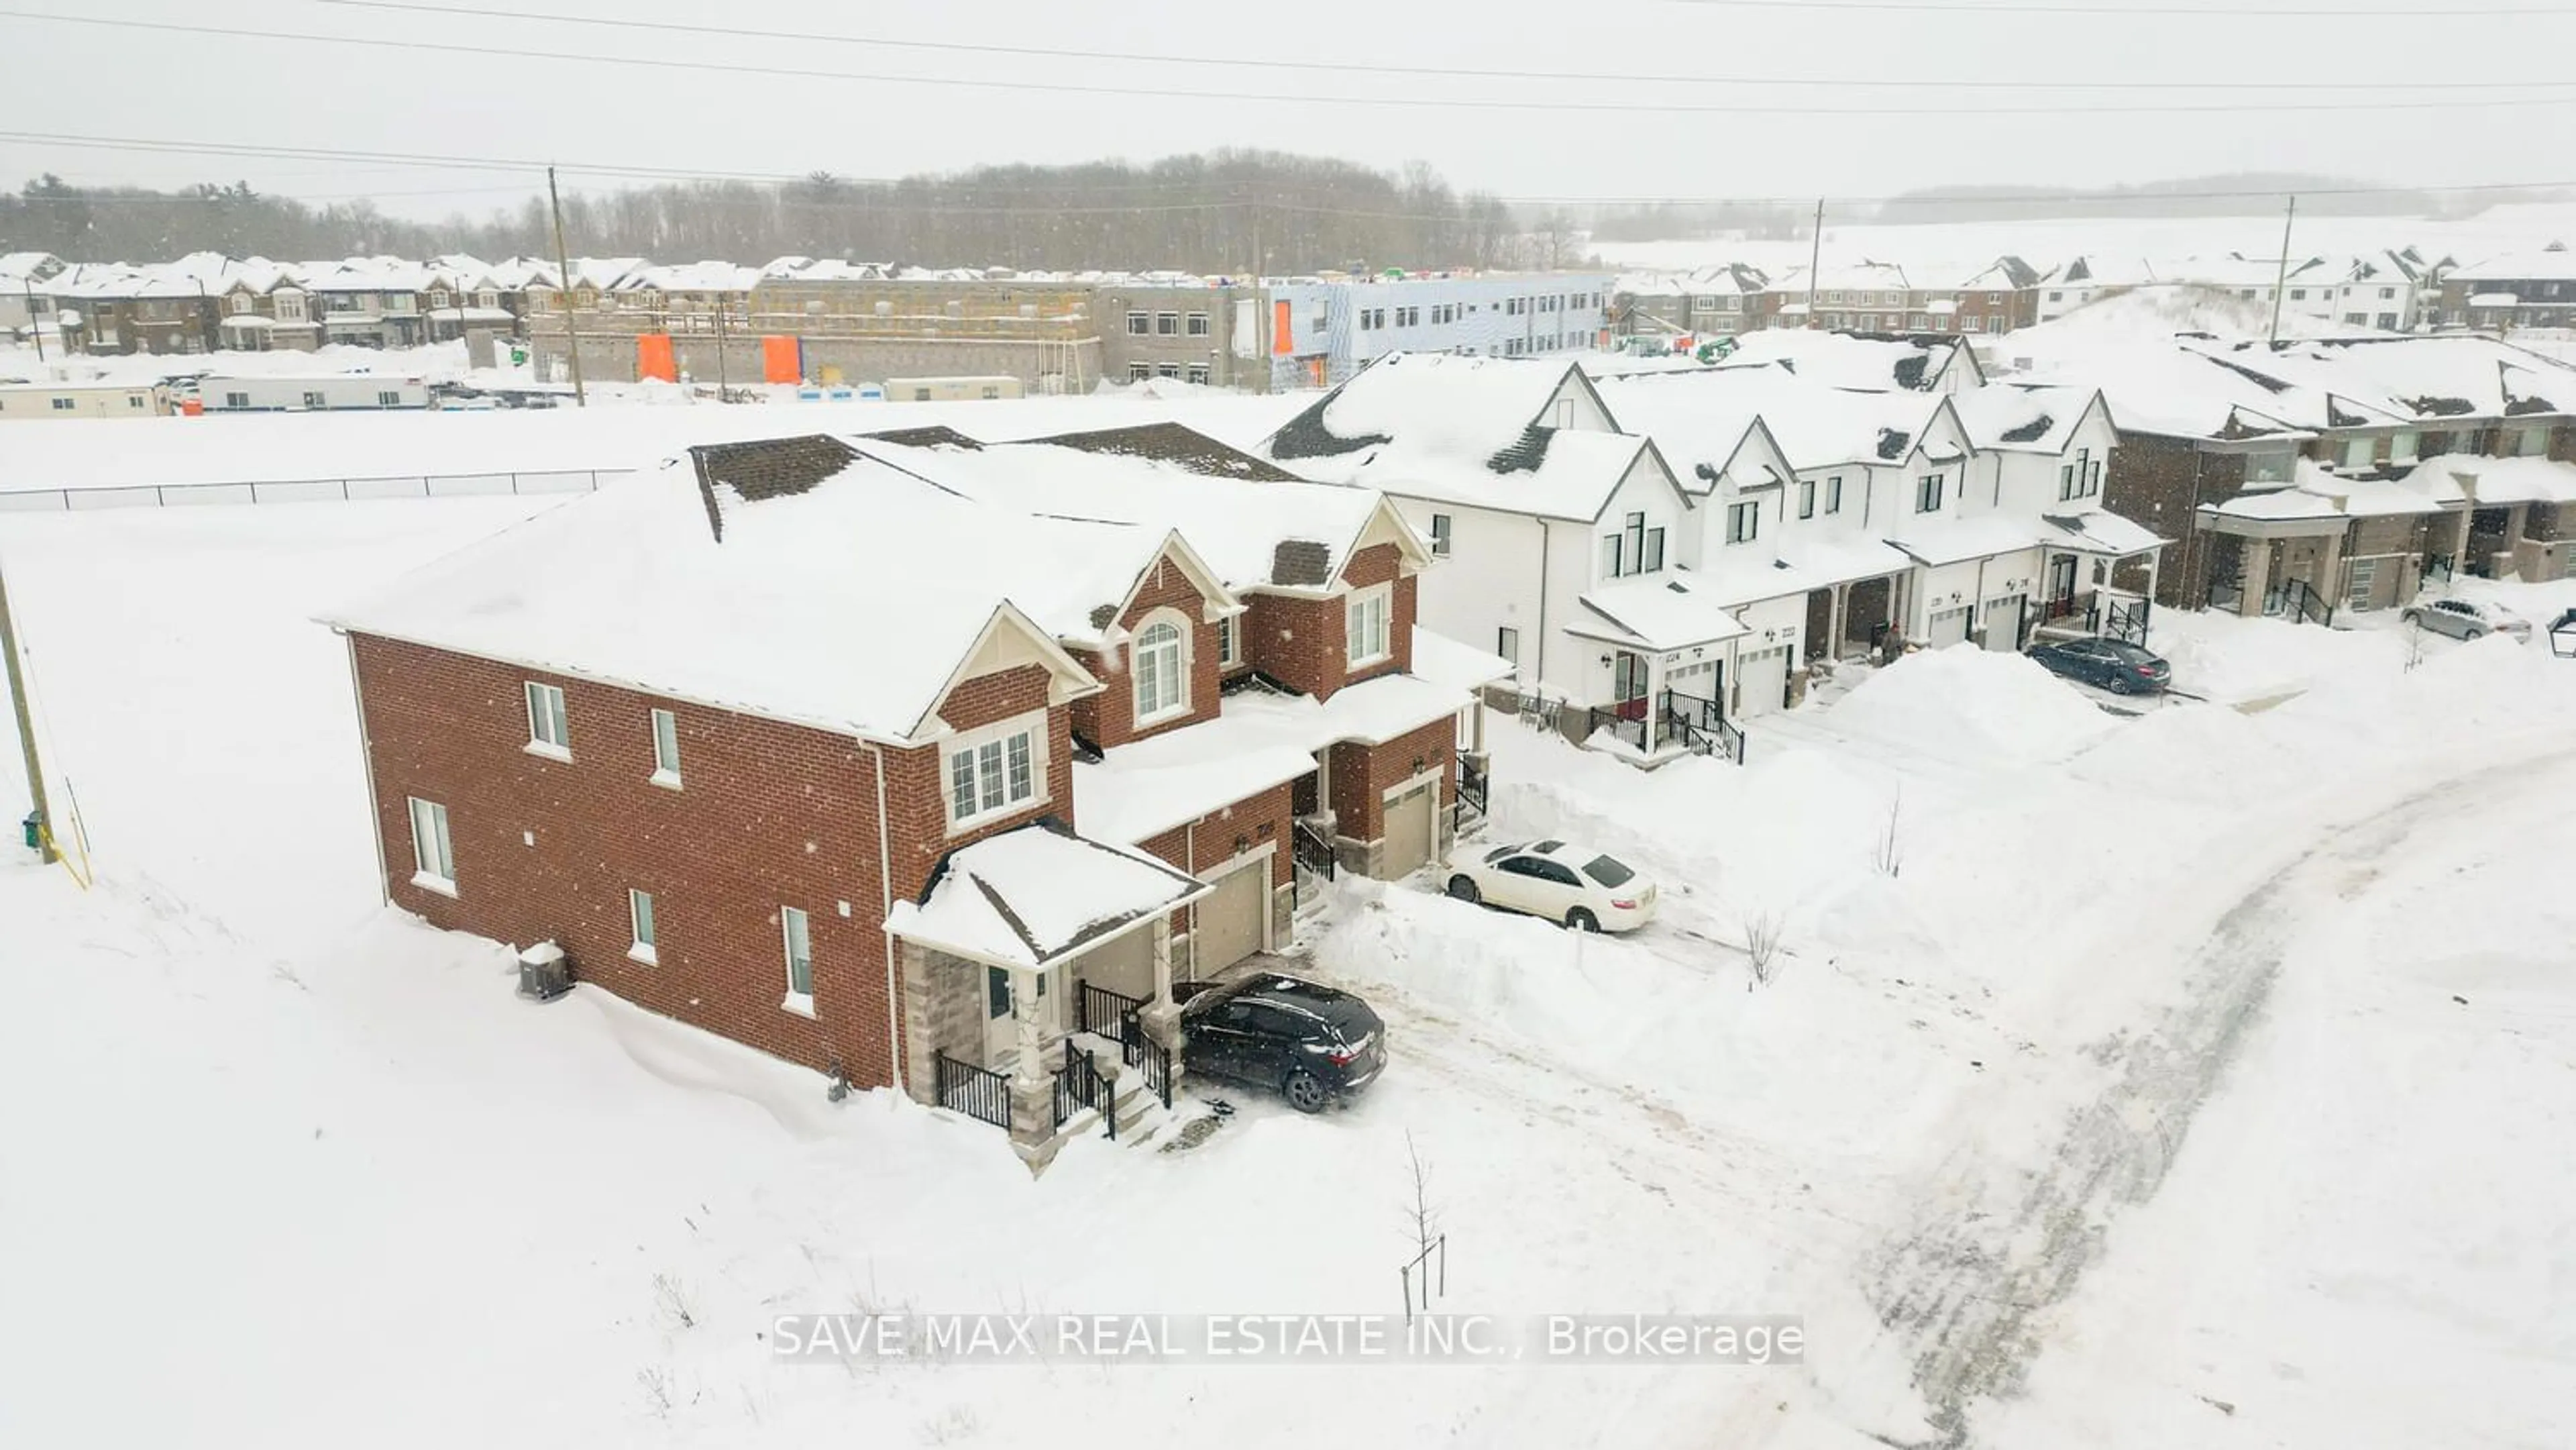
left=525, top=681, right=570, bottom=758
left=944, top=709, right=1045, bottom=830
left=1346, top=584, right=1393, bottom=667
left=780, top=906, right=814, bottom=1011
left=407, top=796, right=455, bottom=894
left=1218, top=613, right=1242, bottom=666
left=649, top=707, right=682, bottom=786
left=1132, top=615, right=1189, bottom=723
left=628, top=889, right=658, bottom=964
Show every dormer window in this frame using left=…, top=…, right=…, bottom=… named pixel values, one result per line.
left=1132, top=615, right=1189, bottom=723
left=945, top=709, right=1045, bottom=830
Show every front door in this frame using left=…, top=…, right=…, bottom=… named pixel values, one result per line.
left=983, top=966, right=1018, bottom=1071
left=1612, top=651, right=1650, bottom=720
left=2046, top=554, right=2079, bottom=614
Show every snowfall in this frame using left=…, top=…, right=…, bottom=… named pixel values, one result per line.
left=5, top=431, right=2576, bottom=1449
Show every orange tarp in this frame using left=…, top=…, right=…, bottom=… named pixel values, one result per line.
left=761, top=335, right=802, bottom=384
left=1272, top=300, right=1292, bottom=355
left=635, top=333, right=677, bottom=382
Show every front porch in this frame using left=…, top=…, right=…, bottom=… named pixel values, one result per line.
left=2030, top=512, right=2168, bottom=647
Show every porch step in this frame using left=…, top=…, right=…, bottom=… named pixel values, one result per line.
left=1106, top=1065, right=1167, bottom=1145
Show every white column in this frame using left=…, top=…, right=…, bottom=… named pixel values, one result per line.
left=1151, top=917, right=1175, bottom=1008
left=1827, top=584, right=1848, bottom=661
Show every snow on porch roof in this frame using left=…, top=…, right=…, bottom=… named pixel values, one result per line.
left=1568, top=572, right=1754, bottom=651
left=885, top=821, right=1208, bottom=970
left=1882, top=513, right=2043, bottom=568
left=2039, top=509, right=2167, bottom=556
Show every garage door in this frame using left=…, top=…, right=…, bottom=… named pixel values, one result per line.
left=1981, top=594, right=2025, bottom=652
left=1734, top=645, right=1791, bottom=719
left=1192, top=858, right=1268, bottom=975
left=1071, top=926, right=1155, bottom=1004
left=1381, top=780, right=1437, bottom=880
left=1927, top=605, right=1972, bottom=648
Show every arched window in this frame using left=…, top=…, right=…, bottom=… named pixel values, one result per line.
left=1132, top=619, right=1187, bottom=721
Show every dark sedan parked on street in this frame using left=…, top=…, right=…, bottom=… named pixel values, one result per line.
left=1176, top=974, right=1385, bottom=1112
left=2027, top=637, right=2173, bottom=694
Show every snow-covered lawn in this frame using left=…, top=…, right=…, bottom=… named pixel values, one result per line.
left=4, top=499, right=2575, bottom=1448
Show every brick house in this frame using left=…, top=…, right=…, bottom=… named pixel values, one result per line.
left=324, top=424, right=1466, bottom=1164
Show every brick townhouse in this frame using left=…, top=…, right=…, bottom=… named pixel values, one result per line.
left=323, top=423, right=1473, bottom=1164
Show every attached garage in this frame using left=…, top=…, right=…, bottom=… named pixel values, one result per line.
left=1926, top=605, right=1973, bottom=648
left=1980, top=594, right=2025, bottom=652
left=1733, top=644, right=1792, bottom=719
left=1189, top=853, right=1271, bottom=976
left=1381, top=776, right=1439, bottom=879
left=1069, top=925, right=1155, bottom=1004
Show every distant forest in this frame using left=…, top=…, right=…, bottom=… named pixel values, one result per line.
left=0, top=152, right=1589, bottom=274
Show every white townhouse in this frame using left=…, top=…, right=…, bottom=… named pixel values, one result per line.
left=1949, top=382, right=2167, bottom=644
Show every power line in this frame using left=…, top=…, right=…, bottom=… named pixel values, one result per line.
left=3, top=130, right=2571, bottom=213
left=307, top=0, right=2571, bottom=91
left=3, top=11, right=2573, bottom=115
left=1667, top=0, right=2567, bottom=13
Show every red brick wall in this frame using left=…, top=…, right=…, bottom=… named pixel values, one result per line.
left=1238, top=544, right=1417, bottom=701
left=353, top=634, right=892, bottom=1085
left=1065, top=554, right=1222, bottom=749
left=1134, top=778, right=1299, bottom=932
left=883, top=663, right=1072, bottom=904
left=1328, top=716, right=1457, bottom=841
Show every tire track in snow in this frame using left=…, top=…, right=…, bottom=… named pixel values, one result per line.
left=1862, top=750, right=2571, bottom=1448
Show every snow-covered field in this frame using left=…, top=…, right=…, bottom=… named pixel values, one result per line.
left=3, top=496, right=2574, bottom=1448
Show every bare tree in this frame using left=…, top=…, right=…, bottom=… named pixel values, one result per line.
left=1402, top=1131, right=1440, bottom=1259
left=1745, top=910, right=1787, bottom=990
left=1873, top=790, right=1906, bottom=878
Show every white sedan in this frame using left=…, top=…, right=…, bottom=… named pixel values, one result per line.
left=2401, top=597, right=2533, bottom=642
left=1443, top=840, right=1660, bottom=933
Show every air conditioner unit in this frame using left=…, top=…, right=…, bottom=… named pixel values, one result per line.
left=517, top=941, right=571, bottom=1002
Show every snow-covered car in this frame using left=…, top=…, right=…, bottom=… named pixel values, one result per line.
left=2402, top=597, right=2532, bottom=642
left=1443, top=840, right=1658, bottom=933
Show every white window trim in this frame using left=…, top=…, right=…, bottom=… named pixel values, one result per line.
left=780, top=905, right=814, bottom=1012
left=524, top=680, right=570, bottom=760
left=941, top=707, right=1050, bottom=834
left=1130, top=609, right=1193, bottom=726
left=649, top=707, right=682, bottom=789
left=1345, top=582, right=1394, bottom=668
left=407, top=796, right=455, bottom=896
left=1218, top=613, right=1243, bottom=667
left=628, top=888, right=658, bottom=965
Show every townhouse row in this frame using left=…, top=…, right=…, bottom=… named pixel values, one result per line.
left=325, top=420, right=1509, bottom=1166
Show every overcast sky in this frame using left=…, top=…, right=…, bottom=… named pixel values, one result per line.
left=3, top=0, right=2573, bottom=219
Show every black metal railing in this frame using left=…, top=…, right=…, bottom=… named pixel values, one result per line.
left=1293, top=819, right=1337, bottom=884
left=2425, top=552, right=2455, bottom=583
left=1492, top=688, right=1562, bottom=735
left=1051, top=1038, right=1116, bottom=1138
left=1457, top=753, right=1489, bottom=817
left=1657, top=689, right=1746, bottom=765
left=1586, top=703, right=1649, bottom=752
left=2104, top=597, right=2151, bottom=647
left=1075, top=980, right=1171, bottom=1110
left=934, top=1050, right=1011, bottom=1132
left=2206, top=578, right=2245, bottom=613
left=2279, top=576, right=2335, bottom=627
left=2043, top=592, right=2087, bottom=622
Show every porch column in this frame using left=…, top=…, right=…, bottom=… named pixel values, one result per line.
left=2449, top=504, right=2473, bottom=575
left=2317, top=527, right=2347, bottom=610
left=2143, top=552, right=2161, bottom=623
left=2239, top=539, right=2271, bottom=619
left=1827, top=583, right=1848, bottom=660
left=1139, top=917, right=1185, bottom=1078
left=1644, top=657, right=1664, bottom=752
left=1005, top=963, right=1055, bottom=1157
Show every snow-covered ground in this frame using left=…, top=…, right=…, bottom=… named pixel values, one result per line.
left=3, top=497, right=2574, bottom=1448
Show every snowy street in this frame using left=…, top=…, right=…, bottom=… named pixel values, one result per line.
left=4, top=497, right=2575, bottom=1448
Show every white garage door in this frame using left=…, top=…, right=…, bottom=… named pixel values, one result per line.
left=1192, top=858, right=1268, bottom=975
left=1733, top=645, right=1792, bottom=719
left=1981, top=594, right=2025, bottom=652
left=1381, top=780, right=1437, bottom=879
left=1927, top=605, right=1973, bottom=648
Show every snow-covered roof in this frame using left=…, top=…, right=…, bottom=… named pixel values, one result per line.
left=1693, top=533, right=1915, bottom=607
left=883, top=821, right=1206, bottom=970
left=1953, top=383, right=2110, bottom=454
left=1715, top=330, right=1981, bottom=393
left=1407, top=625, right=1517, bottom=694
left=1597, top=366, right=1960, bottom=474
left=2449, top=249, right=2576, bottom=284
left=2189, top=335, right=2576, bottom=424
left=1882, top=514, right=2042, bottom=568
left=879, top=425, right=1409, bottom=594
left=2037, top=509, right=2167, bottom=557
left=1568, top=572, right=1754, bottom=650
left=299, top=256, right=435, bottom=294
left=2409, top=454, right=2576, bottom=507
left=622, top=260, right=764, bottom=294
left=323, top=437, right=1106, bottom=743
left=2203, top=487, right=2348, bottom=522
left=1258, top=353, right=1660, bottom=522
left=1073, top=719, right=1326, bottom=848
left=2006, top=333, right=2330, bottom=442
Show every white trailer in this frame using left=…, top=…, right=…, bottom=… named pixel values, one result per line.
left=880, top=375, right=1024, bottom=402
left=0, top=382, right=170, bottom=420
left=198, top=374, right=431, bottom=412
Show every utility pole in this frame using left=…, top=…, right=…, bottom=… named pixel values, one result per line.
left=1805, top=199, right=1827, bottom=330
left=2267, top=194, right=2298, bottom=346
left=712, top=291, right=731, bottom=401
left=0, top=552, right=56, bottom=865
left=546, top=166, right=589, bottom=407
left=25, top=279, right=44, bottom=363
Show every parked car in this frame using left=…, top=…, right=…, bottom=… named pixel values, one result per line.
left=1443, top=839, right=1659, bottom=933
left=2027, top=637, right=2173, bottom=694
left=2402, top=597, right=2532, bottom=642
left=1175, top=974, right=1385, bottom=1112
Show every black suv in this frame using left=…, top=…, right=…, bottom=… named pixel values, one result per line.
left=1177, top=975, right=1386, bottom=1112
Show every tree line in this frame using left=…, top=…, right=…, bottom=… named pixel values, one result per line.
left=0, top=151, right=1601, bottom=274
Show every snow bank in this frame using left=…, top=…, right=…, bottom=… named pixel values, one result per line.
left=1825, top=646, right=2118, bottom=765
left=2068, top=700, right=2297, bottom=803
